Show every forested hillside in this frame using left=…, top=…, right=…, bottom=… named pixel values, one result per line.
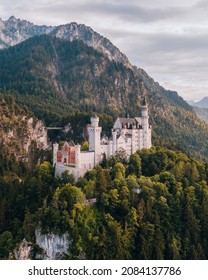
left=1, top=146, right=208, bottom=259
left=0, top=35, right=208, bottom=160
left=0, top=35, right=140, bottom=122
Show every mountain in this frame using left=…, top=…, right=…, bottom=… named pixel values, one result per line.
left=0, top=16, right=54, bottom=49
left=188, top=97, right=208, bottom=108
left=193, top=106, right=208, bottom=122
left=0, top=16, right=130, bottom=67
left=0, top=35, right=135, bottom=122
left=186, top=100, right=195, bottom=106
left=1, top=34, right=208, bottom=160
left=187, top=97, right=208, bottom=122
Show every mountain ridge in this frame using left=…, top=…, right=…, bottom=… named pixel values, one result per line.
left=188, top=97, right=208, bottom=108
left=0, top=16, right=54, bottom=48
left=0, top=16, right=131, bottom=67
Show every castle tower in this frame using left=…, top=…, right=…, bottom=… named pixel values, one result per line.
left=53, top=143, right=59, bottom=166
left=112, top=129, right=117, bottom=155
left=75, top=144, right=81, bottom=168
left=141, top=98, right=152, bottom=148
left=88, top=115, right=102, bottom=165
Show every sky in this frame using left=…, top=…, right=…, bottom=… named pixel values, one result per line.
left=0, top=0, right=208, bottom=101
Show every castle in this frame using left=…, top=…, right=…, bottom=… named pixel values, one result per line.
left=53, top=101, right=152, bottom=179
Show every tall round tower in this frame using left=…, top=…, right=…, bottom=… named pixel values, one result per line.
left=88, top=115, right=102, bottom=165
left=53, top=143, right=59, bottom=166
left=75, top=144, right=81, bottom=168
left=112, top=129, right=117, bottom=155
left=141, top=98, right=151, bottom=148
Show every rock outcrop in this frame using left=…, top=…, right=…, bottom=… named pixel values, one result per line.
left=0, top=97, right=48, bottom=161
left=0, top=16, right=54, bottom=49
left=14, top=239, right=33, bottom=260
left=35, top=228, right=70, bottom=260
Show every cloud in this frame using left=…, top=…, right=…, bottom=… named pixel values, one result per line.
left=113, top=29, right=208, bottom=100
left=195, top=0, right=208, bottom=9
left=0, top=0, right=196, bottom=24
left=38, top=1, right=186, bottom=25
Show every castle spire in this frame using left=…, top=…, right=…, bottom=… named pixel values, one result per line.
left=141, top=96, right=147, bottom=107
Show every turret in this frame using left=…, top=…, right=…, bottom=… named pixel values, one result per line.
left=75, top=144, right=81, bottom=168
left=53, top=143, right=59, bottom=166
left=90, top=115, right=99, bottom=127
left=141, top=97, right=148, bottom=118
left=141, top=97, right=149, bottom=127
left=112, top=129, right=117, bottom=155
left=141, top=97, right=152, bottom=148
left=88, top=115, right=102, bottom=165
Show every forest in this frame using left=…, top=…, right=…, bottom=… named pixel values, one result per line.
left=1, top=35, right=208, bottom=260
left=1, top=145, right=208, bottom=259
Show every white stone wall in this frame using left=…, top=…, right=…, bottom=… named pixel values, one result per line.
left=54, top=108, right=152, bottom=180
left=79, top=151, right=95, bottom=170
left=55, top=150, right=95, bottom=180
left=101, top=143, right=110, bottom=158
left=55, top=163, right=84, bottom=179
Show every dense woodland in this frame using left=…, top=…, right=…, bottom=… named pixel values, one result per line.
left=1, top=144, right=208, bottom=259
left=1, top=35, right=208, bottom=260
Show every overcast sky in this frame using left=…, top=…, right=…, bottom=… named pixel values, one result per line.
left=0, top=0, right=208, bottom=101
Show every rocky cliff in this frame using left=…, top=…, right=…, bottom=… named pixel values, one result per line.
left=0, top=16, right=54, bottom=49
left=14, top=239, right=33, bottom=260
left=35, top=228, right=70, bottom=260
left=14, top=229, right=70, bottom=260
left=0, top=96, right=48, bottom=161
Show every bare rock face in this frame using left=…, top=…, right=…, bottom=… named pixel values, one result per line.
left=51, top=22, right=131, bottom=67
left=0, top=16, right=54, bottom=49
left=0, top=16, right=131, bottom=67
left=14, top=239, right=33, bottom=260
left=24, top=118, right=48, bottom=153
left=13, top=228, right=70, bottom=260
left=0, top=97, right=48, bottom=161
left=35, top=228, right=70, bottom=260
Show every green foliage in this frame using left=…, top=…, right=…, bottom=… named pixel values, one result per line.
left=0, top=231, right=14, bottom=259
left=127, top=153, right=142, bottom=176
left=1, top=121, right=208, bottom=260
left=81, top=141, right=89, bottom=151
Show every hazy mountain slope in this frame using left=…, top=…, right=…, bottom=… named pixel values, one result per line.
left=193, top=106, right=208, bottom=122
left=0, top=35, right=208, bottom=159
left=187, top=98, right=208, bottom=122
left=188, top=97, right=208, bottom=109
